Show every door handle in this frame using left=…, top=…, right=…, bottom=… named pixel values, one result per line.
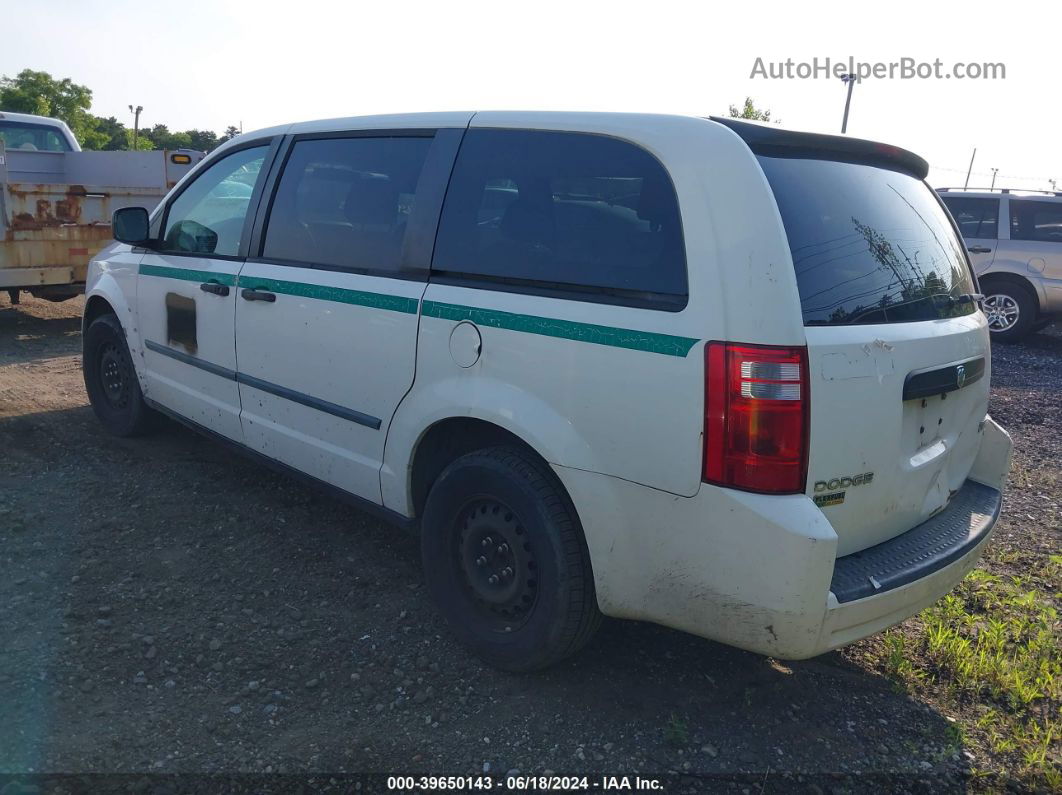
left=967, top=246, right=992, bottom=254
left=241, top=287, right=277, bottom=303
left=199, top=280, right=230, bottom=296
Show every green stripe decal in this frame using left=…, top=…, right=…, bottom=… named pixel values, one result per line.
left=422, top=301, right=698, bottom=357
left=139, top=263, right=238, bottom=286
left=138, top=264, right=696, bottom=354
left=138, top=265, right=417, bottom=314
left=235, top=277, right=419, bottom=314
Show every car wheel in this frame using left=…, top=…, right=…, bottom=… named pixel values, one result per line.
left=83, top=313, right=157, bottom=436
left=982, top=283, right=1037, bottom=343
left=421, top=445, right=601, bottom=671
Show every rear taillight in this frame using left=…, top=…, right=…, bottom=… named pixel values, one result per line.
left=703, top=342, right=809, bottom=494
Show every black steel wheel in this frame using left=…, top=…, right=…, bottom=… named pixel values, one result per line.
left=455, top=497, right=539, bottom=631
left=421, top=445, right=601, bottom=671
left=83, top=313, right=157, bottom=436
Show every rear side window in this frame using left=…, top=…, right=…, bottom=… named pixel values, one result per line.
left=941, top=196, right=999, bottom=240
left=433, top=129, right=687, bottom=306
left=1010, top=199, right=1062, bottom=244
left=759, top=156, right=976, bottom=326
left=262, top=136, right=432, bottom=273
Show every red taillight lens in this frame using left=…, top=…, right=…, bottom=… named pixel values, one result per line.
left=703, top=342, right=809, bottom=494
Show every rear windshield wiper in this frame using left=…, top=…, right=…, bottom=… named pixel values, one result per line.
left=936, top=292, right=983, bottom=307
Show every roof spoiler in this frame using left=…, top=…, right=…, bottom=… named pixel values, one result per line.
left=709, top=117, right=929, bottom=180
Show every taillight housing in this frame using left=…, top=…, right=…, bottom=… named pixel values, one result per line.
left=703, top=342, right=809, bottom=494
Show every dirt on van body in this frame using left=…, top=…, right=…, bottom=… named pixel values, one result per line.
left=1, top=293, right=1058, bottom=791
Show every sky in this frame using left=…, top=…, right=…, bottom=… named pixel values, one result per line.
left=3, top=0, right=1058, bottom=191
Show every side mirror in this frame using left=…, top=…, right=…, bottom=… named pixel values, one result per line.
left=112, top=207, right=152, bottom=247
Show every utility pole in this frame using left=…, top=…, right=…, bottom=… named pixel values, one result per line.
left=840, top=74, right=858, bottom=133
left=963, top=148, right=977, bottom=189
left=990, top=168, right=999, bottom=190
left=128, top=104, right=143, bottom=149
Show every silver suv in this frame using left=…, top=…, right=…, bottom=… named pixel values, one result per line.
left=939, top=188, right=1062, bottom=342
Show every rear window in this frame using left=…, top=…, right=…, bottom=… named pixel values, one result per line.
left=433, top=129, right=687, bottom=307
left=759, top=156, right=977, bottom=326
left=0, top=120, right=73, bottom=152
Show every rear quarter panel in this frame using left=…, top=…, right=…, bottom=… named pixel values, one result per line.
left=383, top=113, right=805, bottom=512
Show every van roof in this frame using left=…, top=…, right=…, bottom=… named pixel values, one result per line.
left=239, top=111, right=930, bottom=179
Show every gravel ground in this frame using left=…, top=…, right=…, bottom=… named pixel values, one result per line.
left=1, top=293, right=1058, bottom=791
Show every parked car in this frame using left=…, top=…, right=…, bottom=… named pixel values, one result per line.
left=82, top=112, right=1012, bottom=671
left=938, top=187, right=1062, bottom=342
left=0, top=111, right=203, bottom=304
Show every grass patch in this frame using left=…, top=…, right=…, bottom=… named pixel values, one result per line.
left=873, top=553, right=1061, bottom=786
left=664, top=713, right=689, bottom=747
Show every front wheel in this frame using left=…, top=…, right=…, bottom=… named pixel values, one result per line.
left=83, top=313, right=157, bottom=436
left=982, top=283, right=1037, bottom=343
left=421, top=446, right=601, bottom=671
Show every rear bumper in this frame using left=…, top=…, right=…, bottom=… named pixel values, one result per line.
left=553, top=416, right=1011, bottom=659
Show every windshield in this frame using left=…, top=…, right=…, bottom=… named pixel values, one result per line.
left=0, top=120, right=74, bottom=152
left=758, top=156, right=976, bottom=326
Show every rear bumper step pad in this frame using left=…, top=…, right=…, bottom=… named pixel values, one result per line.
left=830, top=480, right=1001, bottom=603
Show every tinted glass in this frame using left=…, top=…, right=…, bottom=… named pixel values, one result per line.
left=263, top=136, right=432, bottom=273
left=0, top=121, right=72, bottom=152
left=1010, top=199, right=1062, bottom=244
left=433, top=129, right=686, bottom=301
left=941, top=196, right=999, bottom=240
left=162, top=146, right=267, bottom=256
left=759, top=156, right=976, bottom=326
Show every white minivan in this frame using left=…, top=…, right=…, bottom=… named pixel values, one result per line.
left=84, top=112, right=1012, bottom=671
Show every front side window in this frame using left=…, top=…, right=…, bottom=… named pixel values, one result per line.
left=1010, top=200, right=1062, bottom=244
left=941, top=196, right=999, bottom=240
left=161, top=145, right=268, bottom=256
left=433, top=129, right=687, bottom=304
left=759, top=156, right=976, bottom=326
left=0, top=121, right=72, bottom=152
left=262, top=136, right=432, bottom=273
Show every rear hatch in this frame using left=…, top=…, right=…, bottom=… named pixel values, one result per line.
left=754, top=140, right=989, bottom=557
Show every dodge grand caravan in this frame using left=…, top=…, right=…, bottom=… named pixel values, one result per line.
left=83, top=112, right=1012, bottom=671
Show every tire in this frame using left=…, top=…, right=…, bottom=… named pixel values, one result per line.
left=83, top=313, right=157, bottom=436
left=421, top=445, right=601, bottom=671
left=981, top=282, right=1037, bottom=343
left=1031, top=319, right=1053, bottom=333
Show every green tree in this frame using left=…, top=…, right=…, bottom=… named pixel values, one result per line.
left=0, top=69, right=101, bottom=146
left=145, top=123, right=193, bottom=151
left=728, top=97, right=779, bottom=123
left=218, top=125, right=241, bottom=145
left=90, top=116, right=129, bottom=150
left=185, top=129, right=219, bottom=152
left=125, top=128, right=154, bottom=150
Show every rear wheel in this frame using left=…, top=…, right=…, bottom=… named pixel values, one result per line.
left=982, top=282, right=1037, bottom=343
left=421, top=445, right=601, bottom=671
left=83, top=313, right=157, bottom=436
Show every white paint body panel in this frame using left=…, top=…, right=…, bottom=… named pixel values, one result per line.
left=234, top=263, right=426, bottom=502
left=83, top=110, right=1013, bottom=661
left=135, top=253, right=243, bottom=440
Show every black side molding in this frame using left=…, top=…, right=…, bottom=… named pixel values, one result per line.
left=903, top=356, right=985, bottom=401
left=830, top=480, right=1000, bottom=603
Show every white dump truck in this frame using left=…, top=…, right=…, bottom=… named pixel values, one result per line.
left=0, top=110, right=204, bottom=303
